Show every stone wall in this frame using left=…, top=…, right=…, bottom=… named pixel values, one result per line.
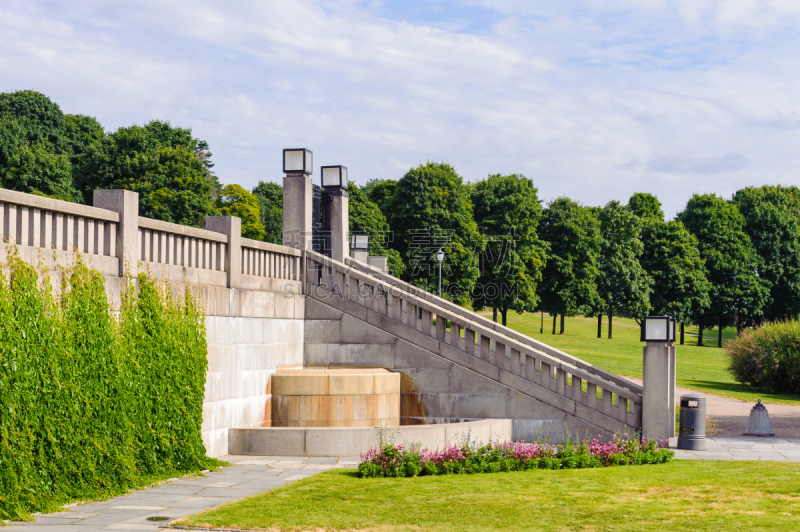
left=202, top=282, right=305, bottom=457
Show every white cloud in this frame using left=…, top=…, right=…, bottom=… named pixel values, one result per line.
left=1, top=0, right=800, bottom=218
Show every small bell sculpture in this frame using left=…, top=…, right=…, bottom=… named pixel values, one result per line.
left=743, top=400, right=775, bottom=437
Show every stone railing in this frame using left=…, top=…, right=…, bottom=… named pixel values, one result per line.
left=307, top=250, right=642, bottom=432
left=0, top=188, right=302, bottom=289
left=0, top=188, right=120, bottom=275
left=241, top=238, right=301, bottom=282
left=138, top=216, right=228, bottom=287
left=345, top=257, right=642, bottom=397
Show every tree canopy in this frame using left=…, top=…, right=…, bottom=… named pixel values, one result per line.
left=537, top=197, right=601, bottom=333
left=347, top=182, right=406, bottom=277
left=732, top=185, right=800, bottom=323
left=627, top=192, right=664, bottom=221
left=386, top=162, right=485, bottom=305
left=677, top=194, right=769, bottom=340
left=596, top=201, right=652, bottom=337
left=74, top=121, right=214, bottom=227
left=252, top=181, right=283, bottom=244
left=638, top=218, right=710, bottom=325
left=470, top=174, right=547, bottom=325
left=215, top=184, right=265, bottom=240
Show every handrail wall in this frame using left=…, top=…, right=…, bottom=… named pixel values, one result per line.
left=346, top=257, right=642, bottom=396
left=308, top=250, right=642, bottom=433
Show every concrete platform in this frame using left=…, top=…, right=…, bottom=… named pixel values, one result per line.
left=229, top=418, right=513, bottom=456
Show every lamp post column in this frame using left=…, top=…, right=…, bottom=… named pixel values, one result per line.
left=282, top=149, right=313, bottom=251
left=641, top=316, right=677, bottom=441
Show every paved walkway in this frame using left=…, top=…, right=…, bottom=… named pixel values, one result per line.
left=7, top=455, right=358, bottom=531
left=670, top=437, right=800, bottom=461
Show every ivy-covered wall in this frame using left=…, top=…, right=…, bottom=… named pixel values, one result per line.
left=0, top=251, right=217, bottom=521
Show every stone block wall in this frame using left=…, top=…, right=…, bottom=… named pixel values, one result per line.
left=202, top=282, right=305, bottom=457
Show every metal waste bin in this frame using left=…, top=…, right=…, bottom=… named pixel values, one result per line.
left=678, top=393, right=706, bottom=450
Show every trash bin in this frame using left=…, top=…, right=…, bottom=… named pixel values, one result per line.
left=678, top=393, right=706, bottom=450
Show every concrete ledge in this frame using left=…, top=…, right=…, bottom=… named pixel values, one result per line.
left=229, top=419, right=513, bottom=457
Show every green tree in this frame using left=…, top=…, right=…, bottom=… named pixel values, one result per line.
left=470, top=174, right=547, bottom=325
left=639, top=219, right=711, bottom=344
left=732, top=185, right=800, bottom=323
left=348, top=183, right=406, bottom=277
left=677, top=194, right=769, bottom=347
left=627, top=192, right=664, bottom=221
left=0, top=90, right=64, bottom=148
left=74, top=121, right=214, bottom=226
left=386, top=162, right=484, bottom=305
left=56, top=114, right=104, bottom=167
left=363, top=178, right=397, bottom=216
left=215, top=184, right=265, bottom=240
left=252, top=181, right=283, bottom=244
left=596, top=201, right=652, bottom=339
left=0, top=90, right=65, bottom=178
left=3, top=144, right=78, bottom=201
left=537, top=198, right=601, bottom=334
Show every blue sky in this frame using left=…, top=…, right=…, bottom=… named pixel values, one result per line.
left=2, top=0, right=800, bottom=217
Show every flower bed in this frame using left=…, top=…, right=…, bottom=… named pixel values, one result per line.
left=358, top=434, right=674, bottom=478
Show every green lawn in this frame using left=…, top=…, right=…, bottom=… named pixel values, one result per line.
left=502, top=312, right=800, bottom=405
left=182, top=462, right=800, bottom=532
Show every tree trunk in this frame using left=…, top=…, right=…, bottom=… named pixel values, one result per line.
left=552, top=314, right=557, bottom=334
left=501, top=308, right=508, bottom=327
left=607, top=305, right=613, bottom=339
left=492, top=307, right=497, bottom=323
left=680, top=323, right=685, bottom=345
left=718, top=319, right=723, bottom=348
left=697, top=319, right=704, bottom=346
left=560, top=314, right=565, bottom=334
left=597, top=314, right=602, bottom=339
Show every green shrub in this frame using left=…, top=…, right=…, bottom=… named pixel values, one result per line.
left=728, top=319, right=800, bottom=394
left=0, top=250, right=218, bottom=520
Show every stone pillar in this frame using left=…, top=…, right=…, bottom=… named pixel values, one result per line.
left=93, top=189, right=139, bottom=278
left=283, top=172, right=313, bottom=251
left=669, top=344, right=677, bottom=436
left=328, top=189, right=348, bottom=262
left=352, top=250, right=368, bottom=264
left=206, top=216, right=241, bottom=289
left=642, top=341, right=675, bottom=440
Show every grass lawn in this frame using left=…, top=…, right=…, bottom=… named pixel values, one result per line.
left=501, top=312, right=800, bottom=405
left=182, top=462, right=800, bottom=532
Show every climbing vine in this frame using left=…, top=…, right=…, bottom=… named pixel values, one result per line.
left=0, top=250, right=217, bottom=520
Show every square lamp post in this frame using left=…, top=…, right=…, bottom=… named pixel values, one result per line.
left=322, top=165, right=349, bottom=261
left=351, top=233, right=369, bottom=264
left=282, top=148, right=313, bottom=251
left=283, top=148, right=313, bottom=174
left=321, top=165, right=348, bottom=190
left=641, top=316, right=676, bottom=343
left=641, top=315, right=677, bottom=440
left=351, top=234, right=369, bottom=251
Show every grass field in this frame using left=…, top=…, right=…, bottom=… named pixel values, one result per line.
left=500, top=312, right=800, bottom=405
left=182, top=462, right=800, bottom=532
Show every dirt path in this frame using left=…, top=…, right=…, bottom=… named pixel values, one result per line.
left=625, top=377, right=800, bottom=438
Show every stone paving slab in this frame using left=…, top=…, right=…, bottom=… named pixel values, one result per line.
left=7, top=456, right=352, bottom=530
left=670, top=436, right=800, bottom=461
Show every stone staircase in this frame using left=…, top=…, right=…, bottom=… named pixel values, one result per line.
left=302, top=250, right=642, bottom=441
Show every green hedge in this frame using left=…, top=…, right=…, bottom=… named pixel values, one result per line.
left=728, top=319, right=800, bottom=394
left=0, top=250, right=218, bottom=520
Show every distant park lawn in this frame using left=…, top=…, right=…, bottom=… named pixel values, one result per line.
left=501, top=312, right=800, bottom=405
left=182, top=462, right=800, bottom=532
